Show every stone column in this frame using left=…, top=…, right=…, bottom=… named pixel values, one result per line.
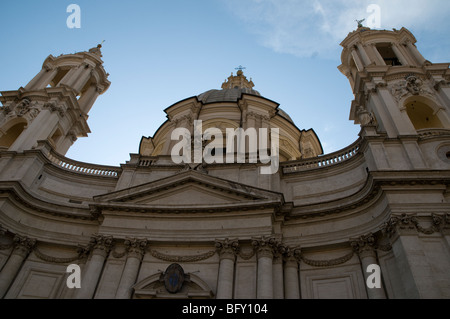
left=253, top=237, right=276, bottom=299
left=78, top=84, right=101, bottom=114
left=26, top=64, right=59, bottom=91
left=404, top=40, right=427, bottom=66
left=391, top=43, right=409, bottom=66
left=351, top=233, right=386, bottom=299
left=356, top=43, right=372, bottom=66
left=72, top=65, right=94, bottom=93
left=24, top=68, right=48, bottom=90
left=75, top=235, right=113, bottom=299
left=0, top=235, right=36, bottom=298
left=57, top=132, right=78, bottom=156
left=57, top=67, right=81, bottom=88
left=215, top=239, right=239, bottom=299
left=350, top=47, right=365, bottom=72
left=369, top=43, right=386, bottom=66
left=283, top=248, right=301, bottom=299
left=9, top=106, right=61, bottom=152
left=115, top=238, right=148, bottom=299
left=272, top=244, right=284, bottom=299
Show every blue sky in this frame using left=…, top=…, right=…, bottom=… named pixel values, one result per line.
left=1, top=0, right=450, bottom=166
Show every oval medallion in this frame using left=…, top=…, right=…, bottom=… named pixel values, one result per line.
left=164, top=263, right=185, bottom=294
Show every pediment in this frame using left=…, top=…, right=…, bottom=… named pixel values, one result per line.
left=93, top=170, right=284, bottom=208
left=133, top=272, right=214, bottom=299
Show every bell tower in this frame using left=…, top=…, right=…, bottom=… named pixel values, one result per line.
left=338, top=26, right=450, bottom=170
left=0, top=44, right=110, bottom=155
left=338, top=26, right=450, bottom=138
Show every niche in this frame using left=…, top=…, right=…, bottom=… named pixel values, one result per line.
left=405, top=99, right=443, bottom=130
left=0, top=122, right=27, bottom=149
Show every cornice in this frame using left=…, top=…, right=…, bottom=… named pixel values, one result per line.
left=91, top=199, right=284, bottom=217
left=0, top=181, right=96, bottom=222
left=289, top=170, right=450, bottom=220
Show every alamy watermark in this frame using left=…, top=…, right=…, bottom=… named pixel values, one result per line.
left=366, top=264, right=382, bottom=289
left=66, top=4, right=81, bottom=29
left=66, top=264, right=81, bottom=289
left=366, top=4, right=381, bottom=29
left=171, top=120, right=280, bottom=175
left=65, top=4, right=382, bottom=31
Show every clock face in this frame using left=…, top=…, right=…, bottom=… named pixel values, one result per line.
left=164, top=263, right=185, bottom=294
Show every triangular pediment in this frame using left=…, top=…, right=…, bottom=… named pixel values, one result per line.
left=93, top=170, right=284, bottom=208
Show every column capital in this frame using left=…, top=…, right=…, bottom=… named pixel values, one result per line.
left=252, top=237, right=278, bottom=259
left=12, top=235, right=36, bottom=258
left=43, top=63, right=56, bottom=72
left=272, top=242, right=285, bottom=264
left=96, top=85, right=105, bottom=94
left=43, top=102, right=66, bottom=118
left=215, top=238, right=239, bottom=261
left=68, top=131, right=78, bottom=142
left=350, top=233, right=377, bottom=257
left=281, top=246, right=302, bottom=265
left=124, top=238, right=148, bottom=260
left=82, top=62, right=93, bottom=69
left=87, top=234, right=114, bottom=258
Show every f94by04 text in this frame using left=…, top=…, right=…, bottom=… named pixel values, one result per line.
left=227, top=304, right=268, bottom=314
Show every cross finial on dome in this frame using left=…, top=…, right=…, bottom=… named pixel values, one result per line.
left=89, top=40, right=105, bottom=57
left=222, top=66, right=254, bottom=90
left=235, top=65, right=246, bottom=76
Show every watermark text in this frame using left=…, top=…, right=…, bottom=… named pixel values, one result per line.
left=66, top=4, right=81, bottom=29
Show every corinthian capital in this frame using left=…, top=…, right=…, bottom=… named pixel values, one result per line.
left=88, top=234, right=113, bottom=257
left=252, top=236, right=278, bottom=259
left=215, top=238, right=239, bottom=261
left=43, top=63, right=55, bottom=71
left=124, top=238, right=148, bottom=260
left=350, top=233, right=377, bottom=257
left=13, top=235, right=36, bottom=258
left=283, top=246, right=302, bottom=262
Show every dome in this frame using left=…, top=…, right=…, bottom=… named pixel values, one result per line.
left=141, top=69, right=323, bottom=160
left=198, top=86, right=294, bottom=125
left=277, top=108, right=294, bottom=124
left=197, top=87, right=261, bottom=104
left=197, top=69, right=294, bottom=125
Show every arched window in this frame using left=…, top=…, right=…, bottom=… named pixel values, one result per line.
left=0, top=122, right=27, bottom=149
left=405, top=99, right=444, bottom=130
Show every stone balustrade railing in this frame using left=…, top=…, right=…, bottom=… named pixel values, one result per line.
left=38, top=137, right=364, bottom=177
left=282, top=138, right=363, bottom=174
left=46, top=149, right=121, bottom=177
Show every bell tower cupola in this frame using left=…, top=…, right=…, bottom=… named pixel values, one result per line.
left=0, top=44, right=111, bottom=155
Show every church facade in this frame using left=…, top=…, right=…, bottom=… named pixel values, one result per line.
left=0, top=27, right=449, bottom=299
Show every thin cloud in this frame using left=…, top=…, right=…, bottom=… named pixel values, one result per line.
left=224, top=0, right=450, bottom=58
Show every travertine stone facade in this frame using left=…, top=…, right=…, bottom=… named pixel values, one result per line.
left=0, top=27, right=450, bottom=299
